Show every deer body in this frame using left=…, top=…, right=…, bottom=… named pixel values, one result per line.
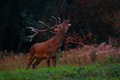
left=30, top=32, right=64, bottom=59
left=26, top=20, right=70, bottom=69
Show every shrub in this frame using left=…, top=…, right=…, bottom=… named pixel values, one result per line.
left=60, top=43, right=120, bottom=65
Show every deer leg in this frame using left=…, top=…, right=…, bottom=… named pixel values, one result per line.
left=26, top=57, right=36, bottom=69
left=32, top=58, right=42, bottom=69
left=51, top=56, right=56, bottom=67
left=47, top=59, right=51, bottom=67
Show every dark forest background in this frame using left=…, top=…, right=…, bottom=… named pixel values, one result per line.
left=0, top=0, right=120, bottom=53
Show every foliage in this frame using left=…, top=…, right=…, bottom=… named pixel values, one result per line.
left=0, top=64, right=120, bottom=80
left=61, top=43, right=120, bottom=65
left=0, top=0, right=120, bottom=52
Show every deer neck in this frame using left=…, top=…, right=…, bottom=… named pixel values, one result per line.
left=52, top=32, right=65, bottom=46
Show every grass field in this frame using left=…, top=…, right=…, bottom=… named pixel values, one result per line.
left=0, top=43, right=120, bottom=80
left=0, top=63, right=120, bottom=80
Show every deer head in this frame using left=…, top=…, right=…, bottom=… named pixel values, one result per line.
left=54, top=20, right=70, bottom=34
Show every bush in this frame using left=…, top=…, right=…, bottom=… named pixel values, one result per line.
left=61, top=43, right=120, bottom=65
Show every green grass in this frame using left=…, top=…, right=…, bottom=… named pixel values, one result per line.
left=0, top=64, right=120, bottom=80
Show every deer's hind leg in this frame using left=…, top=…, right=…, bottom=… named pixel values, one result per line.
left=51, top=56, right=56, bottom=67
left=47, top=59, right=51, bottom=67
left=32, top=58, right=42, bottom=69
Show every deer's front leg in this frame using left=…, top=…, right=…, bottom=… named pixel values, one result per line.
left=52, top=56, right=56, bottom=67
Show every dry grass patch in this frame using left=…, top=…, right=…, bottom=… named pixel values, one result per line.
left=0, top=43, right=120, bottom=70
left=60, top=43, right=120, bottom=65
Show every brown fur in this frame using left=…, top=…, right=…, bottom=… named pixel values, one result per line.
left=26, top=20, right=70, bottom=69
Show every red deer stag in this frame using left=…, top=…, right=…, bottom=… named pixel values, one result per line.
left=26, top=18, right=70, bottom=69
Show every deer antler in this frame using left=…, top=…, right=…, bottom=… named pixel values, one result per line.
left=51, top=16, right=58, bottom=24
left=26, top=17, right=63, bottom=42
left=27, top=32, right=38, bottom=42
left=26, top=23, right=57, bottom=42
left=49, top=16, right=62, bottom=24
left=57, top=17, right=61, bottom=23
left=26, top=26, right=49, bottom=42
left=26, top=26, right=40, bottom=32
left=38, top=21, right=50, bottom=30
left=26, top=26, right=38, bottom=42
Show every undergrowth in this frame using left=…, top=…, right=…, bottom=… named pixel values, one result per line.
left=0, top=43, right=120, bottom=80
